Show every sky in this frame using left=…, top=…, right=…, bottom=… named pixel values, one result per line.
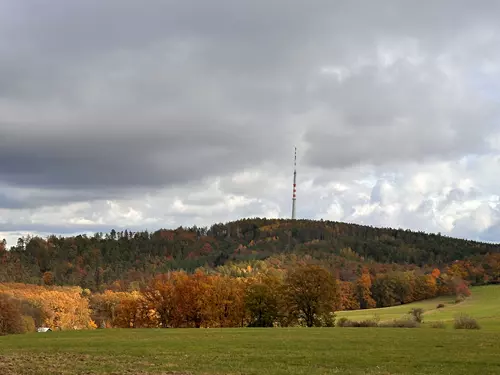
left=2, top=1, right=500, bottom=247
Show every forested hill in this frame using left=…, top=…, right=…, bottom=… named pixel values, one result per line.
left=1, top=218, right=499, bottom=290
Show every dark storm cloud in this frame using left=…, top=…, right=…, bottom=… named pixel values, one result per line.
left=1, top=0, right=500, bottom=197
left=0, top=184, right=142, bottom=210
left=0, top=117, right=290, bottom=189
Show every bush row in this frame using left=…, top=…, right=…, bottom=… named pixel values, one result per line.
left=336, top=309, right=480, bottom=329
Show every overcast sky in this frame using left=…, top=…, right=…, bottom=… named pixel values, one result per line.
left=2, top=1, right=500, bottom=246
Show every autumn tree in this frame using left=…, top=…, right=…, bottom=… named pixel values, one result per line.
left=284, top=264, right=339, bottom=327
left=0, top=283, right=96, bottom=330
left=114, top=291, right=153, bottom=328
left=338, top=281, right=360, bottom=310
left=38, top=289, right=96, bottom=330
left=0, top=293, right=25, bottom=335
left=89, top=290, right=124, bottom=328
left=206, top=275, right=246, bottom=328
left=174, top=270, right=212, bottom=328
left=394, top=272, right=416, bottom=304
left=356, top=268, right=376, bottom=309
left=245, top=274, right=285, bottom=327
left=371, top=274, right=398, bottom=307
left=142, top=273, right=177, bottom=328
left=449, top=276, right=471, bottom=299
left=413, top=274, right=437, bottom=301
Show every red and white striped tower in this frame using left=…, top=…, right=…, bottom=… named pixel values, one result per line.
left=292, top=147, right=297, bottom=220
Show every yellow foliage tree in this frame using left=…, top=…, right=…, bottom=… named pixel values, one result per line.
left=0, top=283, right=95, bottom=330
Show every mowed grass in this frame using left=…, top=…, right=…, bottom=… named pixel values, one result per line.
left=1, top=328, right=500, bottom=375
left=0, top=286, right=499, bottom=375
left=337, top=285, right=500, bottom=329
left=0, top=328, right=500, bottom=375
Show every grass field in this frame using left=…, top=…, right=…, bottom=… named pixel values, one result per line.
left=337, top=285, right=500, bottom=329
left=0, top=286, right=499, bottom=375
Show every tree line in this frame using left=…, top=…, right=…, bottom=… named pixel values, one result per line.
left=1, top=218, right=499, bottom=291
left=1, top=261, right=471, bottom=335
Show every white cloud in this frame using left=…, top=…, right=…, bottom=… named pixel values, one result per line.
left=2, top=154, right=500, bottom=247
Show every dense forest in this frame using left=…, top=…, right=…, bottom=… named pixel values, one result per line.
left=1, top=218, right=499, bottom=291
left=2, top=218, right=500, bottom=334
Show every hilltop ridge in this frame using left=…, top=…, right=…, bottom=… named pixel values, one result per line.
left=1, top=218, right=499, bottom=290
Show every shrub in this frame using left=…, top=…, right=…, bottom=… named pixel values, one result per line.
left=337, top=318, right=378, bottom=327
left=318, top=312, right=336, bottom=327
left=430, top=321, right=446, bottom=329
left=336, top=317, right=350, bottom=327
left=454, top=314, right=480, bottom=330
left=355, top=319, right=378, bottom=327
left=350, top=319, right=378, bottom=327
left=436, top=303, right=445, bottom=309
left=379, top=316, right=419, bottom=328
left=337, top=317, right=421, bottom=328
left=409, top=308, right=424, bottom=323
left=309, top=312, right=336, bottom=327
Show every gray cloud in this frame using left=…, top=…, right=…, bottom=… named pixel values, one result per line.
left=1, top=1, right=500, bottom=243
left=1, top=0, right=500, bottom=195
left=0, top=193, right=25, bottom=210
left=0, top=184, right=146, bottom=210
left=304, top=57, right=499, bottom=167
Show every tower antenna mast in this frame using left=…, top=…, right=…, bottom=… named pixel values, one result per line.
left=292, top=147, right=297, bottom=220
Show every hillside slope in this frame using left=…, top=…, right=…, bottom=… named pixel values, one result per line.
left=338, top=285, right=500, bottom=329
left=1, top=218, right=499, bottom=290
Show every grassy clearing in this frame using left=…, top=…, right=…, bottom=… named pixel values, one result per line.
left=1, top=327, right=500, bottom=374
left=1, top=285, right=499, bottom=374
left=337, top=285, right=500, bottom=329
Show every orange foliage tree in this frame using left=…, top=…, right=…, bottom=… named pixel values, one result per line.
left=142, top=273, right=178, bottom=328
left=338, top=281, right=360, bottom=310
left=356, top=268, right=376, bottom=309
left=174, top=270, right=212, bottom=328
left=114, top=291, right=155, bottom=328
left=206, top=275, right=246, bottom=328
left=0, top=293, right=25, bottom=335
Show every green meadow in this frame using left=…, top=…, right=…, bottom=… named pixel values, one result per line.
left=338, top=285, right=500, bottom=329
left=1, top=285, right=499, bottom=375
